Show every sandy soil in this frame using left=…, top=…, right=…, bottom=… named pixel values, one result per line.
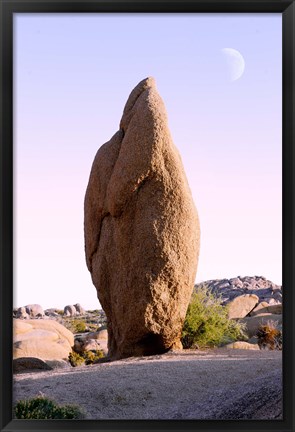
left=13, top=348, right=282, bottom=420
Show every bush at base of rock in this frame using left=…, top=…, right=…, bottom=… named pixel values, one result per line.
left=68, top=351, right=85, bottom=367
left=84, top=350, right=104, bottom=365
left=14, top=396, right=84, bottom=419
left=181, top=285, right=247, bottom=349
left=256, top=320, right=282, bottom=350
left=68, top=349, right=104, bottom=367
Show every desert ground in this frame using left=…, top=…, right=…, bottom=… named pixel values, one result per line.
left=13, top=348, right=282, bottom=420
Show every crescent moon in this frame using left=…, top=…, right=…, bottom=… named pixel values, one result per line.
left=221, top=48, right=245, bottom=81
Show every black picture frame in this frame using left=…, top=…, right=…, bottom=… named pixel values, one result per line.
left=1, top=1, right=294, bottom=431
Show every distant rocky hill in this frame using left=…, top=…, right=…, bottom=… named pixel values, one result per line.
left=194, top=276, right=282, bottom=306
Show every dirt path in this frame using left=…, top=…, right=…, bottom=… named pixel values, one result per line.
left=13, top=349, right=282, bottom=420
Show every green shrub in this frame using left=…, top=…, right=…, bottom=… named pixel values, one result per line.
left=68, top=349, right=105, bottom=367
left=256, top=320, right=282, bottom=350
left=68, top=350, right=85, bottom=367
left=84, top=349, right=105, bottom=365
left=181, top=285, right=247, bottom=349
left=72, top=320, right=87, bottom=333
left=14, top=396, right=84, bottom=419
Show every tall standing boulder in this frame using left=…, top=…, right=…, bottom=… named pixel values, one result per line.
left=84, top=77, right=200, bottom=359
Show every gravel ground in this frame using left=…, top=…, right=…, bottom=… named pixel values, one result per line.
left=13, top=348, right=282, bottom=420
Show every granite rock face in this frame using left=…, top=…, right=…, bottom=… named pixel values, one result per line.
left=84, top=77, right=200, bottom=359
left=13, top=319, right=74, bottom=361
left=227, top=294, right=259, bottom=319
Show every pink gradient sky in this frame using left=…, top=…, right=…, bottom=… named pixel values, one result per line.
left=14, top=13, right=282, bottom=310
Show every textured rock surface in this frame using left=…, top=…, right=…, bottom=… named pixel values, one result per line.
left=227, top=294, right=259, bottom=319
left=13, top=319, right=74, bottom=361
left=84, top=77, right=200, bottom=359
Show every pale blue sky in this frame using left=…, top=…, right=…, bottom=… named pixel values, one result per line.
left=14, top=13, right=282, bottom=310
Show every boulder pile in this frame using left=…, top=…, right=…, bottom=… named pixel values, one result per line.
left=14, top=303, right=87, bottom=319
left=63, top=303, right=86, bottom=317
left=196, top=276, right=281, bottom=306
left=14, top=304, right=45, bottom=319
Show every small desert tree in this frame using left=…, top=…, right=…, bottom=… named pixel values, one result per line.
left=181, top=284, right=247, bottom=348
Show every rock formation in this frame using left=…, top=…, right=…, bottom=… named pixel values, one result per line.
left=227, top=294, right=259, bottom=319
left=74, top=303, right=85, bottom=315
left=16, top=306, right=30, bottom=319
left=45, top=308, right=59, bottom=317
left=73, top=329, right=108, bottom=356
left=224, top=341, right=260, bottom=350
left=13, top=357, right=53, bottom=373
left=16, top=304, right=44, bottom=319
left=13, top=319, right=74, bottom=361
left=64, top=305, right=77, bottom=317
left=84, top=77, right=200, bottom=359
